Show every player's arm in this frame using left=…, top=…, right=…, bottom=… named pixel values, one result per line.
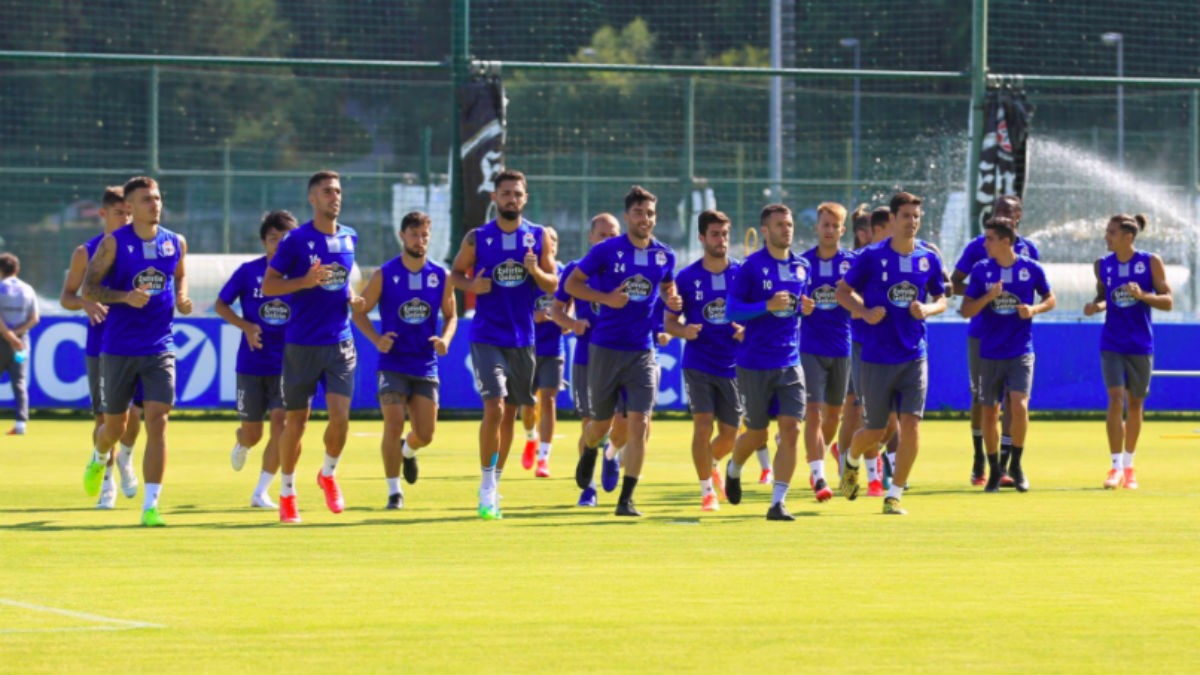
left=660, top=280, right=683, bottom=313
left=450, top=230, right=490, bottom=295
left=432, top=279, right=457, bottom=355
left=1133, top=254, right=1174, bottom=311
left=174, top=235, right=193, bottom=314
left=61, top=245, right=109, bottom=325
left=351, top=270, right=388, bottom=350
left=959, top=285, right=998, bottom=318
left=262, top=239, right=332, bottom=296
left=550, top=297, right=580, bottom=333
left=525, top=229, right=559, bottom=294
left=1023, top=289, right=1056, bottom=318
left=834, top=278, right=869, bottom=318
left=950, top=269, right=969, bottom=297
left=911, top=293, right=947, bottom=321
left=82, top=233, right=143, bottom=306
left=565, top=266, right=626, bottom=309
left=214, top=287, right=263, bottom=350
left=1083, top=259, right=1107, bottom=316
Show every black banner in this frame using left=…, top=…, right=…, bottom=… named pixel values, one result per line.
left=458, top=78, right=506, bottom=230
left=973, top=86, right=1033, bottom=232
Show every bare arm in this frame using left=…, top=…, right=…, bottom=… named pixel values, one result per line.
left=525, top=229, right=559, bottom=294
left=174, top=235, right=192, bottom=314
left=1133, top=254, right=1174, bottom=311
left=215, top=297, right=262, bottom=350
left=950, top=269, right=969, bottom=297
left=450, top=230, right=490, bottom=294
left=835, top=279, right=870, bottom=320
left=351, top=270, right=388, bottom=349
left=565, top=267, right=627, bottom=309
left=433, top=280, right=458, bottom=355
left=910, top=294, right=947, bottom=321
left=60, top=246, right=91, bottom=310
left=1018, top=289, right=1057, bottom=319
left=262, top=262, right=330, bottom=297
left=1083, top=259, right=1107, bottom=316
left=81, top=234, right=139, bottom=305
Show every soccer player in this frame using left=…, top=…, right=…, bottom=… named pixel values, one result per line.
left=81, top=176, right=192, bottom=527
left=353, top=211, right=456, bottom=509
left=550, top=213, right=622, bottom=506
left=722, top=204, right=815, bottom=521
left=215, top=210, right=298, bottom=509
left=0, top=253, right=37, bottom=436
left=952, top=195, right=1039, bottom=485
left=521, top=226, right=564, bottom=478
left=451, top=169, right=558, bottom=520
left=1083, top=214, right=1173, bottom=490
left=60, top=186, right=144, bottom=508
left=800, top=202, right=855, bottom=497
left=836, top=192, right=946, bottom=515
left=665, top=209, right=744, bottom=512
left=835, top=205, right=873, bottom=474
left=566, top=186, right=680, bottom=517
left=960, top=217, right=1055, bottom=492
left=262, top=170, right=365, bottom=523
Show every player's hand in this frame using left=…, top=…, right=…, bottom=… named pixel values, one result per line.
left=176, top=294, right=193, bottom=315
left=604, top=282, right=630, bottom=309
left=1017, top=304, right=1034, bottom=319
left=242, top=323, right=264, bottom=350
left=665, top=292, right=683, bottom=313
left=571, top=318, right=590, bottom=336
left=534, top=308, right=550, bottom=323
left=800, top=294, right=815, bottom=316
left=765, top=290, right=792, bottom=313
left=125, top=284, right=152, bottom=308
left=83, top=301, right=108, bottom=326
left=732, top=322, right=745, bottom=342
left=909, top=301, right=931, bottom=320
left=986, top=280, right=1004, bottom=299
left=303, top=261, right=334, bottom=289
left=865, top=306, right=887, bottom=324
left=471, top=269, right=492, bottom=295
left=682, top=323, right=703, bottom=340
left=2, top=332, right=21, bottom=351
left=1083, top=302, right=1100, bottom=317
left=1126, top=281, right=1145, bottom=300
left=375, top=331, right=398, bottom=353
left=523, top=247, right=538, bottom=272
left=349, top=295, right=367, bottom=313
left=428, top=335, right=448, bottom=356
left=656, top=332, right=671, bottom=347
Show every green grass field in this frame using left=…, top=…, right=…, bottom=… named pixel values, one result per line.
left=2, top=417, right=1198, bottom=673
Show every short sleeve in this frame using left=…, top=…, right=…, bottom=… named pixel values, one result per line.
left=268, top=234, right=296, bottom=276
left=843, top=249, right=870, bottom=291
left=576, top=244, right=605, bottom=278
left=954, top=239, right=982, bottom=275
left=662, top=249, right=676, bottom=283
left=1034, top=263, right=1050, bottom=296
left=553, top=262, right=575, bottom=303
left=926, top=254, right=947, bottom=296
left=964, top=267, right=986, bottom=299
left=731, top=259, right=754, bottom=301
left=218, top=266, right=242, bottom=305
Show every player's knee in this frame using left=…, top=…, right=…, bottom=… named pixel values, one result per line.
left=242, top=427, right=264, bottom=446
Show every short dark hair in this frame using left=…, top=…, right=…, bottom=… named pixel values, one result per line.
left=624, top=185, right=657, bottom=212
left=400, top=211, right=432, bottom=233
left=1111, top=213, right=1148, bottom=236
left=0, top=253, right=17, bottom=277
left=995, top=194, right=1023, bottom=224
left=869, top=206, right=891, bottom=230
left=122, top=176, right=158, bottom=200
left=759, top=203, right=791, bottom=225
left=260, top=210, right=298, bottom=240
left=308, top=170, right=340, bottom=191
left=102, top=186, right=125, bottom=207
left=850, top=204, right=872, bottom=232
left=984, top=217, right=1016, bottom=243
left=493, top=169, right=526, bottom=190
left=697, top=209, right=731, bottom=236
left=889, top=191, right=922, bottom=215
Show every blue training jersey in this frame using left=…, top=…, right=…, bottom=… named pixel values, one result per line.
left=955, top=233, right=1040, bottom=339
left=268, top=221, right=357, bottom=346
left=533, top=261, right=565, bottom=358
left=728, top=247, right=810, bottom=370
left=218, top=256, right=291, bottom=377
left=964, top=256, right=1050, bottom=360
left=670, top=257, right=742, bottom=378
left=468, top=219, right=545, bottom=349
left=554, top=259, right=601, bottom=366
left=100, top=224, right=182, bottom=357
left=800, top=246, right=854, bottom=358
left=843, top=238, right=946, bottom=364
left=377, top=257, right=447, bottom=378
left=575, top=234, right=676, bottom=352
left=1098, top=250, right=1155, bottom=355
left=83, top=233, right=106, bottom=358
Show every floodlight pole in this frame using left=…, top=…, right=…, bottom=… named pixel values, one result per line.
left=449, top=0, right=469, bottom=268
left=769, top=0, right=782, bottom=202
left=841, top=38, right=861, bottom=205
left=1102, top=32, right=1125, bottom=171
left=964, top=0, right=988, bottom=238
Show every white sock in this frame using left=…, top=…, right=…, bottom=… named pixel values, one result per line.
left=119, top=442, right=134, bottom=460
left=495, top=467, right=504, bottom=484
left=254, top=471, right=274, bottom=496
left=886, top=483, right=905, bottom=500
left=1122, top=451, right=1134, bottom=468
left=143, top=483, right=161, bottom=510
left=321, top=453, right=339, bottom=477
left=537, top=441, right=552, bottom=461
left=808, top=459, right=825, bottom=482
left=480, top=466, right=496, bottom=492
left=886, top=451, right=897, bottom=472
left=756, top=446, right=771, bottom=470
left=92, top=447, right=110, bottom=465
left=589, top=478, right=597, bottom=490
left=102, top=472, right=116, bottom=491
left=103, top=463, right=114, bottom=481
left=700, top=478, right=714, bottom=497
left=386, top=477, right=401, bottom=495
left=772, top=481, right=789, bottom=505
left=1001, top=435, right=1012, bottom=447
left=606, top=444, right=625, bottom=461
left=280, top=473, right=296, bottom=497
left=13, top=421, right=26, bottom=433
left=727, top=459, right=743, bottom=479
left=846, top=453, right=861, bottom=469
left=866, top=457, right=880, bottom=482
left=1111, top=453, right=1123, bottom=470
left=401, top=439, right=417, bottom=459
left=526, top=429, right=537, bottom=441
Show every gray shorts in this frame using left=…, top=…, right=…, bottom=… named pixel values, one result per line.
left=860, top=358, right=928, bottom=430
left=848, top=341, right=863, bottom=406
left=977, top=354, right=1034, bottom=407
left=588, top=344, right=658, bottom=420
left=377, top=370, right=439, bottom=405
left=470, top=342, right=535, bottom=406
left=237, top=373, right=284, bottom=421
left=535, top=355, right=565, bottom=392
left=571, top=362, right=592, bottom=418
left=281, top=339, right=357, bottom=411
left=1101, top=351, right=1153, bottom=399
left=99, top=351, right=175, bottom=414
left=737, top=365, right=805, bottom=430
left=801, top=353, right=851, bottom=405
left=967, top=336, right=982, bottom=399
left=683, top=368, right=742, bottom=428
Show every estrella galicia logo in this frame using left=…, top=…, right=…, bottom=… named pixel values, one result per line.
left=492, top=259, right=527, bottom=288
left=991, top=292, right=1019, bottom=315
left=134, top=267, right=168, bottom=296
left=770, top=292, right=798, bottom=317
left=258, top=299, right=291, bottom=326
left=535, top=294, right=554, bottom=312
left=887, top=281, right=919, bottom=308
left=702, top=297, right=729, bottom=324
left=400, top=297, right=432, bottom=325
left=624, top=274, right=652, bottom=302
left=1112, top=285, right=1138, bottom=308
left=589, top=301, right=601, bottom=315
left=812, top=284, right=838, bottom=311
left=320, top=263, right=349, bottom=292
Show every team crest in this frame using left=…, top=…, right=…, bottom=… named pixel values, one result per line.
left=1135, top=261, right=1146, bottom=274
left=918, top=257, right=929, bottom=272
left=161, top=239, right=175, bottom=256
left=655, top=251, right=667, bottom=266
left=839, top=260, right=851, bottom=275
left=523, top=232, right=535, bottom=248
left=1019, top=268, right=1031, bottom=281
left=428, top=272, right=439, bottom=287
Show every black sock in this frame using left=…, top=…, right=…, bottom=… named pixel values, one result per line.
left=1010, top=445, right=1024, bottom=470
left=972, top=433, right=984, bottom=460
left=986, top=453, right=1000, bottom=474
left=619, top=475, right=639, bottom=503
left=1000, top=444, right=1012, bottom=471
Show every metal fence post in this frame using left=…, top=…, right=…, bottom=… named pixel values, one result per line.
left=449, top=0, right=469, bottom=270
left=222, top=141, right=232, bottom=253
left=964, top=0, right=988, bottom=238
left=148, top=65, right=160, bottom=174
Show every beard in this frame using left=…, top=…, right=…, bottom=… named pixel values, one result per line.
left=404, top=246, right=425, bottom=259
left=499, top=207, right=522, bottom=221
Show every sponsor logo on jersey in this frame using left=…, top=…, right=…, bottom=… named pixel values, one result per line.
left=812, top=284, right=839, bottom=311
left=887, top=281, right=919, bottom=308
left=258, top=299, right=291, bottom=326
left=702, top=297, right=729, bottom=324
left=492, top=259, right=527, bottom=287
left=770, top=292, right=799, bottom=318
left=535, top=294, right=554, bottom=311
left=991, top=292, right=1019, bottom=315
left=134, top=267, right=168, bottom=296
left=320, top=263, right=349, bottom=291
left=623, top=274, right=652, bottom=302
left=400, top=297, right=432, bottom=324
left=1112, top=285, right=1138, bottom=308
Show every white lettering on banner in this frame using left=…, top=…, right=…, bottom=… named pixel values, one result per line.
left=173, top=324, right=218, bottom=402
left=655, top=351, right=678, bottom=406
left=33, top=322, right=89, bottom=401
left=220, top=324, right=240, bottom=403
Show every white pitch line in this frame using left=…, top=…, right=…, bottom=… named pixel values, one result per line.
left=0, top=598, right=163, bottom=633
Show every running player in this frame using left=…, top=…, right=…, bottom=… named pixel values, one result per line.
left=60, top=186, right=143, bottom=508
left=81, top=176, right=192, bottom=527
left=550, top=213, right=622, bottom=506
left=1083, top=214, right=1173, bottom=490
left=262, top=170, right=365, bottom=523
left=835, top=205, right=872, bottom=479
left=960, top=217, right=1055, bottom=492
left=800, top=202, right=854, bottom=497
left=215, top=210, right=297, bottom=509
left=836, top=192, right=947, bottom=515
left=566, top=186, right=680, bottom=517
left=952, top=195, right=1039, bottom=485
left=353, top=211, right=456, bottom=509
left=451, top=169, right=558, bottom=520
left=665, top=209, right=744, bottom=512
left=521, top=226, right=564, bottom=478
left=723, top=204, right=815, bottom=521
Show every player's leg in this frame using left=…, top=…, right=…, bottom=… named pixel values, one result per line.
left=691, top=411, right=718, bottom=509
left=767, top=364, right=807, bottom=519
left=981, top=401, right=1002, bottom=491
left=5, top=347, right=28, bottom=434
left=231, top=373, right=264, bottom=471
left=726, top=367, right=774, bottom=505
left=1119, top=354, right=1151, bottom=489
left=707, top=374, right=741, bottom=502
left=535, top=380, right=558, bottom=477
left=967, top=336, right=985, bottom=484
left=841, top=362, right=891, bottom=500
left=135, top=352, right=175, bottom=525
left=579, top=345, right=621, bottom=492
left=252, top=407, right=285, bottom=508
left=380, top=391, right=407, bottom=509
left=405, top=384, right=438, bottom=455
left=613, top=349, right=658, bottom=516
left=1005, top=391, right=1031, bottom=491
left=235, top=422, right=264, bottom=470
left=881, top=358, right=928, bottom=514
left=521, top=398, right=538, bottom=471
left=86, top=353, right=135, bottom=497
left=84, top=356, right=117, bottom=507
